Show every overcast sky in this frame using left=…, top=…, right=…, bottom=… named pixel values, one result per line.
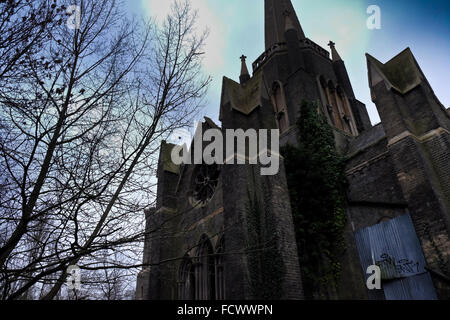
left=127, top=0, right=450, bottom=126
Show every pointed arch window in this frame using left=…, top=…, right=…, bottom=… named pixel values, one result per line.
left=325, top=80, right=345, bottom=131
left=319, top=78, right=358, bottom=135
left=179, top=235, right=226, bottom=300
left=195, top=235, right=215, bottom=300
left=336, top=86, right=358, bottom=135
left=215, top=237, right=225, bottom=300
left=271, top=81, right=289, bottom=133
left=178, top=256, right=195, bottom=300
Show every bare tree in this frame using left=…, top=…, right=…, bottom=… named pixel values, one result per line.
left=0, top=0, right=59, bottom=85
left=0, top=0, right=210, bottom=300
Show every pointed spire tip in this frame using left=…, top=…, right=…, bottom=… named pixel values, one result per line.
left=265, top=0, right=305, bottom=50
left=328, top=40, right=342, bottom=62
left=239, top=54, right=250, bottom=84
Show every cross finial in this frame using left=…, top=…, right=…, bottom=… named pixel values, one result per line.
left=239, top=54, right=250, bottom=84
left=328, top=41, right=342, bottom=61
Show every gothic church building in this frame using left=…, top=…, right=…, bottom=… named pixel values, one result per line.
left=136, top=0, right=450, bottom=300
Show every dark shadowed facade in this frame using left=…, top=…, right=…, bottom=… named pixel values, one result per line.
left=136, top=0, right=450, bottom=300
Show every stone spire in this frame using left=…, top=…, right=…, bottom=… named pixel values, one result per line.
left=265, top=0, right=305, bottom=50
left=329, top=41, right=355, bottom=99
left=328, top=41, right=342, bottom=62
left=239, top=55, right=250, bottom=84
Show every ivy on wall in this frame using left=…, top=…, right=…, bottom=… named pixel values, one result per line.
left=281, top=100, right=347, bottom=299
left=245, top=183, right=285, bottom=300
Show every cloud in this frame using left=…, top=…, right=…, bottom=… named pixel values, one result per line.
left=142, top=0, right=227, bottom=74
left=141, top=0, right=380, bottom=124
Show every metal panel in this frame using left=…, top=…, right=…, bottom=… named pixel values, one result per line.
left=355, top=214, right=437, bottom=300
left=383, top=273, right=437, bottom=300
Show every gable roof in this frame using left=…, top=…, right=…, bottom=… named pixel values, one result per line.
left=160, top=141, right=180, bottom=175
left=219, top=71, right=264, bottom=120
left=367, top=48, right=425, bottom=95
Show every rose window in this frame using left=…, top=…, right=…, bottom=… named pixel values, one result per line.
left=193, top=164, right=220, bottom=205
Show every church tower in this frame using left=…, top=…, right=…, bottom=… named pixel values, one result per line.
left=240, top=0, right=372, bottom=147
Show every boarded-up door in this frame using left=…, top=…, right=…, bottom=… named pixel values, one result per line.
left=355, top=213, right=437, bottom=300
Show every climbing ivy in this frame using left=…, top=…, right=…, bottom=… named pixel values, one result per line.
left=281, top=100, right=347, bottom=299
left=245, top=184, right=285, bottom=300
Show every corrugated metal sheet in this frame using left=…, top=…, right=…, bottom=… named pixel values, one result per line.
left=355, top=214, right=437, bottom=300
